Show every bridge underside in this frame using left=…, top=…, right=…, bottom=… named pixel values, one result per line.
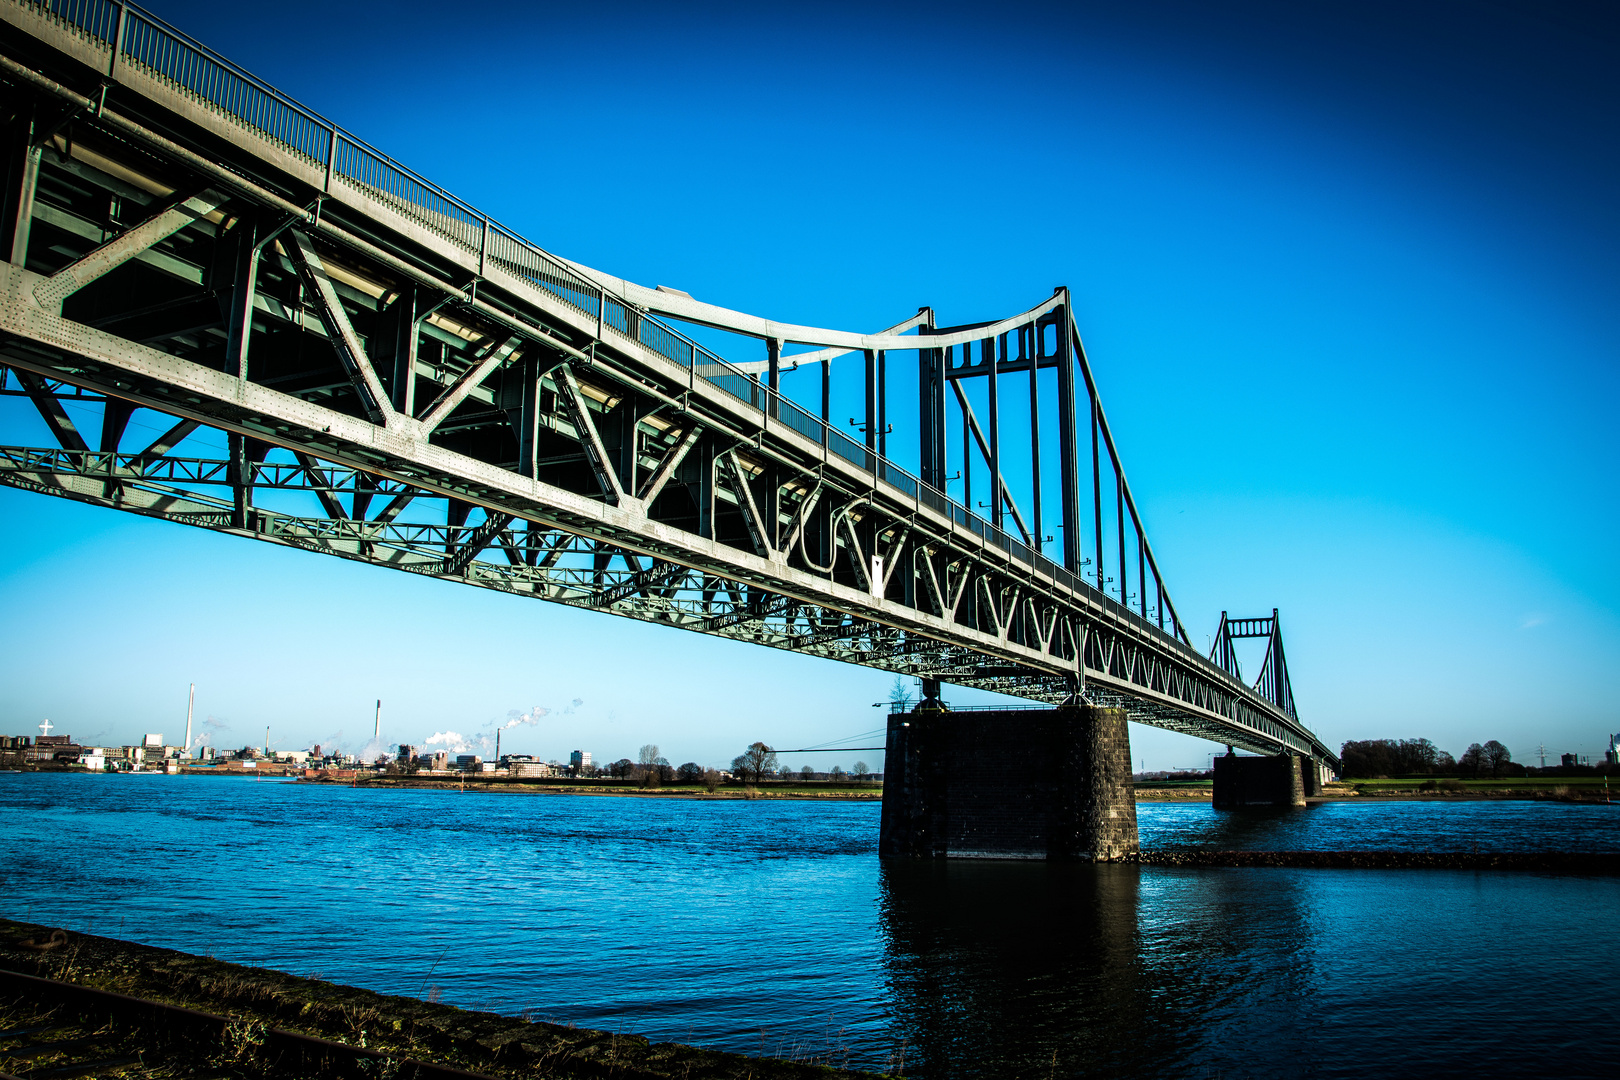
left=0, top=1, right=1336, bottom=768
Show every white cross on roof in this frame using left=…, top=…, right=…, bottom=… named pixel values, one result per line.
left=38, top=718, right=53, bottom=737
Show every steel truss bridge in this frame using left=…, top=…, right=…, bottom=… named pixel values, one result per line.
left=0, top=0, right=1336, bottom=768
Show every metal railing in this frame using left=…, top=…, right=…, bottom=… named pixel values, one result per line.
left=20, top=0, right=1159, bottom=620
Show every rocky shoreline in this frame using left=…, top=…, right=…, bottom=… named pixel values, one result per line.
left=0, top=919, right=879, bottom=1078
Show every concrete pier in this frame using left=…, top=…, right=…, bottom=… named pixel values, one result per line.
left=1211, top=752, right=1308, bottom=808
left=879, top=703, right=1138, bottom=860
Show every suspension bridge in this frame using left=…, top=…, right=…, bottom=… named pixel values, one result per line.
left=0, top=1, right=1337, bottom=796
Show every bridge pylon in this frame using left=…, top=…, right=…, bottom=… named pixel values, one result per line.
left=879, top=700, right=1137, bottom=861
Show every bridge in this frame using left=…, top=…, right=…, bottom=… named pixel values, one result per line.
left=0, top=2, right=1337, bottom=842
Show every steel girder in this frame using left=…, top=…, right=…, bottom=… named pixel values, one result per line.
left=0, top=4, right=1337, bottom=768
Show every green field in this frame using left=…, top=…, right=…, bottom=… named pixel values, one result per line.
left=1331, top=776, right=1616, bottom=797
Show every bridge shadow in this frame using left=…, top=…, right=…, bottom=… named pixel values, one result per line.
left=877, top=859, right=1319, bottom=1079
left=1148, top=802, right=1327, bottom=853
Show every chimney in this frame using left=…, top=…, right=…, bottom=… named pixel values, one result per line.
left=183, top=683, right=194, bottom=759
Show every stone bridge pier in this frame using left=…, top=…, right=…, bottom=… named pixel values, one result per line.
left=879, top=691, right=1138, bottom=861
left=1211, top=750, right=1327, bottom=808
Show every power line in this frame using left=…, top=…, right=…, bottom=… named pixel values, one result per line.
left=773, top=746, right=884, bottom=754
left=771, top=728, right=886, bottom=755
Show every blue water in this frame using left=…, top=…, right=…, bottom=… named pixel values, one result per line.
left=1142, top=796, right=1620, bottom=852
left=2, top=773, right=1617, bottom=1078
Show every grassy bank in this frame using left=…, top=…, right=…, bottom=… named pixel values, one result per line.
left=0, top=919, right=881, bottom=1078
left=1326, top=777, right=1618, bottom=801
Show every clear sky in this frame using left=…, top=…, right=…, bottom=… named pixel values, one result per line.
left=1, top=0, right=1615, bottom=771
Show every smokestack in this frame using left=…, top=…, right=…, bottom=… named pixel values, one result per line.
left=496, top=727, right=501, bottom=764
left=183, top=683, right=194, bottom=760
left=374, top=699, right=381, bottom=743
left=264, top=725, right=269, bottom=755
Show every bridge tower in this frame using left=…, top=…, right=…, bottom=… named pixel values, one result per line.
left=1205, top=611, right=1324, bottom=807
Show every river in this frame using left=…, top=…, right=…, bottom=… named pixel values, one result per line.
left=2, top=773, right=1616, bottom=1077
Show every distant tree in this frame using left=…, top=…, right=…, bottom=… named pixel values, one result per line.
left=1341, top=738, right=1446, bottom=778
left=779, top=765, right=796, bottom=780
left=852, top=761, right=871, bottom=781
left=890, top=675, right=913, bottom=710
left=1340, top=740, right=1398, bottom=778
left=800, top=764, right=815, bottom=780
left=702, top=768, right=721, bottom=793
left=1482, top=740, right=1512, bottom=777
left=1458, top=743, right=1486, bottom=777
left=1435, top=750, right=1457, bottom=774
left=608, top=757, right=634, bottom=778
left=731, top=741, right=777, bottom=784
left=1398, top=738, right=1440, bottom=773
left=676, top=761, right=703, bottom=783
left=830, top=765, right=846, bottom=781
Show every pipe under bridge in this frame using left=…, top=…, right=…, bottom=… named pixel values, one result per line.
left=0, top=0, right=1336, bottom=770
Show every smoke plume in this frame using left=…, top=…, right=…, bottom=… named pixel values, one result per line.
left=424, top=730, right=482, bottom=754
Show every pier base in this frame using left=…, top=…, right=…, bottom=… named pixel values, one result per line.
left=879, top=704, right=1138, bottom=860
left=1302, top=759, right=1325, bottom=797
left=1212, top=752, right=1308, bottom=808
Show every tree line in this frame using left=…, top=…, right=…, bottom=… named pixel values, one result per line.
left=1339, top=738, right=1522, bottom=778
left=599, top=741, right=876, bottom=788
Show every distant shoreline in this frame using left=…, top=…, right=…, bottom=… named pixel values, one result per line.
left=9, top=769, right=1618, bottom=805
left=1139, top=849, right=1620, bottom=872
left=294, top=774, right=886, bottom=800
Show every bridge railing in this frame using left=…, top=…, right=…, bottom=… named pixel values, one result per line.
left=21, top=0, right=1202, bottom=655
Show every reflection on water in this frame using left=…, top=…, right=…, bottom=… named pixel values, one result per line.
left=880, top=858, right=1620, bottom=1079
left=1, top=775, right=1617, bottom=1077
left=879, top=862, right=1173, bottom=1077
left=880, top=861, right=1323, bottom=1078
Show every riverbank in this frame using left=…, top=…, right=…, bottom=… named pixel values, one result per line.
left=1326, top=777, right=1618, bottom=801
left=11, top=768, right=1616, bottom=805
left=298, top=773, right=886, bottom=799
left=0, top=919, right=879, bottom=1079
left=1137, top=850, right=1620, bottom=872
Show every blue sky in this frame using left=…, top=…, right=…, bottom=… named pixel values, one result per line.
left=1, top=0, right=1615, bottom=770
